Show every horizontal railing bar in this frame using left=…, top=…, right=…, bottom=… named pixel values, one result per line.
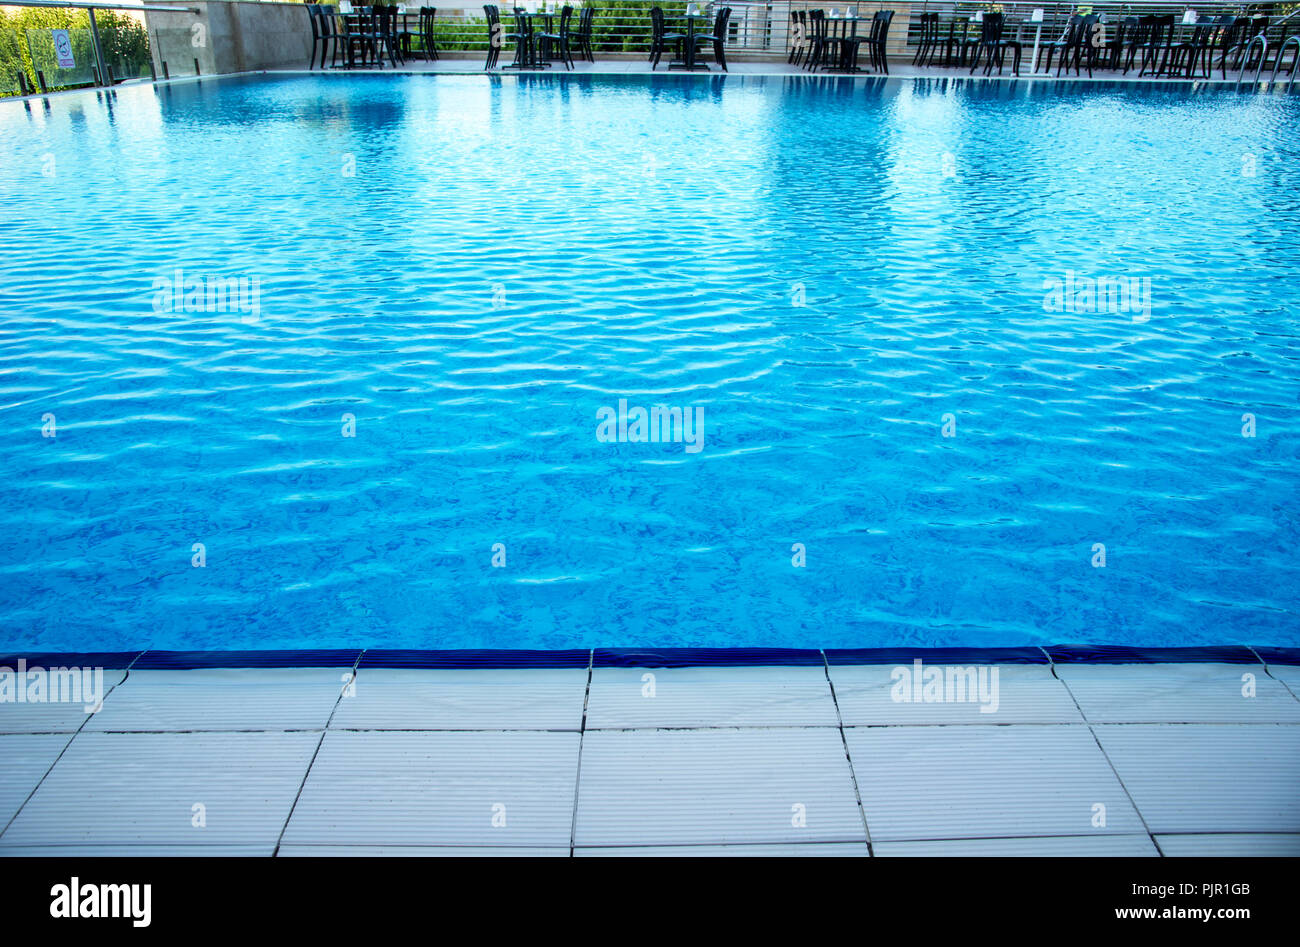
left=0, top=1, right=201, bottom=11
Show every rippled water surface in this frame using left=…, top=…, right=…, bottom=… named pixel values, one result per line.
left=1, top=74, right=1297, bottom=651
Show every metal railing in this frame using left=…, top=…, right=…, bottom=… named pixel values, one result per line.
left=0, top=0, right=198, bottom=96
left=360, top=0, right=1300, bottom=76
left=778, top=0, right=1300, bottom=71
left=387, top=2, right=775, bottom=55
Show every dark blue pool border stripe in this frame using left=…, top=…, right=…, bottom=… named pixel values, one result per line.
left=1043, top=645, right=1264, bottom=665
left=595, top=648, right=824, bottom=668
left=2, top=646, right=1297, bottom=669
left=0, top=652, right=143, bottom=670
left=133, top=650, right=362, bottom=669
left=825, top=647, right=1047, bottom=665
left=1247, top=647, right=1300, bottom=666
left=359, top=649, right=591, bottom=669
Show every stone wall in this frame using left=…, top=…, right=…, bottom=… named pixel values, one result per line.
left=144, top=1, right=313, bottom=77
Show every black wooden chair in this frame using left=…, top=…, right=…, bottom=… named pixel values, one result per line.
left=691, top=5, right=731, bottom=72
left=1137, top=14, right=1175, bottom=77
left=537, top=5, right=575, bottom=69
left=649, top=6, right=684, bottom=70
left=1101, top=16, right=1136, bottom=71
left=307, top=5, right=345, bottom=70
left=789, top=9, right=810, bottom=67
left=503, top=8, right=543, bottom=69
left=413, top=6, right=439, bottom=61
left=341, top=6, right=377, bottom=68
left=483, top=4, right=504, bottom=69
left=1039, top=13, right=1097, bottom=77
left=913, top=11, right=940, bottom=67
left=943, top=16, right=979, bottom=68
left=805, top=9, right=844, bottom=72
left=1166, top=19, right=1217, bottom=79
left=968, top=12, right=1020, bottom=77
left=567, top=5, right=595, bottom=63
left=306, top=5, right=325, bottom=70
left=855, top=9, right=893, bottom=74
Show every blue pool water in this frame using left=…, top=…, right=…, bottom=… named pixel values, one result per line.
left=1, top=74, right=1297, bottom=652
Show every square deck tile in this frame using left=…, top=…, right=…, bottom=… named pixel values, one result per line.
left=1057, top=663, right=1300, bottom=723
left=846, top=725, right=1145, bottom=841
left=276, top=845, right=566, bottom=856
left=0, top=671, right=126, bottom=733
left=1266, top=664, right=1300, bottom=700
left=829, top=663, right=1081, bottom=725
left=1096, top=724, right=1300, bottom=834
left=86, top=669, right=348, bottom=732
left=574, top=728, right=864, bottom=847
left=0, top=733, right=72, bottom=829
left=330, top=669, right=587, bottom=730
left=575, top=842, right=870, bottom=856
left=874, top=835, right=1159, bottom=856
left=1154, top=833, right=1300, bottom=856
left=282, top=730, right=579, bottom=848
left=0, top=731, right=319, bottom=847
left=585, top=666, right=838, bottom=729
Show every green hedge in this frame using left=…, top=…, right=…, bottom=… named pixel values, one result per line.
left=0, top=9, right=149, bottom=96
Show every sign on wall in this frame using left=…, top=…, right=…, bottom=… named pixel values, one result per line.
left=51, top=29, right=75, bottom=69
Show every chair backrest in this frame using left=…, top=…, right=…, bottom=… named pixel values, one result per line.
left=558, top=5, right=573, bottom=33
left=713, top=6, right=730, bottom=38
left=650, top=5, right=665, bottom=43
left=307, top=4, right=323, bottom=41
left=1078, top=13, right=1100, bottom=47
left=977, top=11, right=1003, bottom=43
left=1057, top=13, right=1082, bottom=44
left=1221, top=16, right=1251, bottom=49
left=809, top=8, right=827, bottom=43
left=513, top=8, right=532, bottom=38
left=872, top=8, right=892, bottom=42
left=1149, top=13, right=1175, bottom=47
left=920, top=10, right=939, bottom=42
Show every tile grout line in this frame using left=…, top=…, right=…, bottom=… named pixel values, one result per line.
left=1038, top=646, right=1164, bottom=857
left=567, top=649, right=594, bottom=858
left=271, top=650, right=364, bottom=857
left=0, top=649, right=146, bottom=840
left=821, top=650, right=873, bottom=856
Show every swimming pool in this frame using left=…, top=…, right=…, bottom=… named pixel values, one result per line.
left=1, top=73, right=1297, bottom=652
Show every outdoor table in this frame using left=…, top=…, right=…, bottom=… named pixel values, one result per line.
left=826, top=13, right=871, bottom=73
left=503, top=10, right=556, bottom=70
left=668, top=12, right=713, bottom=71
left=334, top=5, right=421, bottom=67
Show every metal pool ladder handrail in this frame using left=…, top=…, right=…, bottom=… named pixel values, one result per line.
left=1271, top=35, right=1300, bottom=92
left=1236, top=33, right=1267, bottom=92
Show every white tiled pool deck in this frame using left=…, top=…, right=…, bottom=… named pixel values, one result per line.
left=1, top=651, right=1297, bottom=857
